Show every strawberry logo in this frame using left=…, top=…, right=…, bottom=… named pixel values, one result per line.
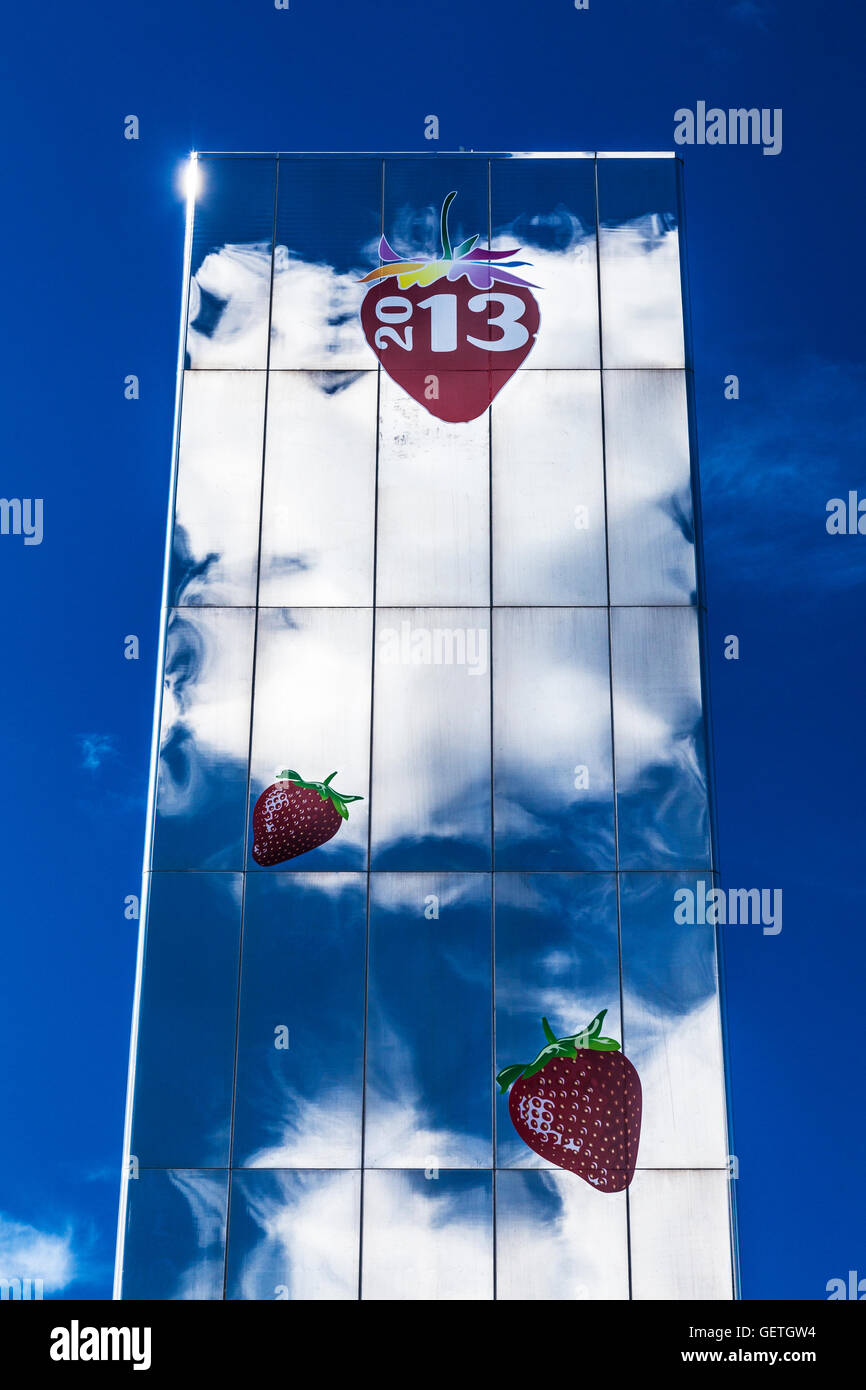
left=359, top=192, right=540, bottom=423
left=251, top=769, right=363, bottom=866
left=497, top=1011, right=642, bottom=1192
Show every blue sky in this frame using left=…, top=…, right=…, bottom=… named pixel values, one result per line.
left=0, top=0, right=863, bottom=1299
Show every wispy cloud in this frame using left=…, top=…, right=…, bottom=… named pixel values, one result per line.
left=729, top=0, right=770, bottom=29
left=665, top=0, right=771, bottom=26
left=700, top=357, right=866, bottom=596
left=78, top=733, right=117, bottom=771
left=0, top=1213, right=76, bottom=1292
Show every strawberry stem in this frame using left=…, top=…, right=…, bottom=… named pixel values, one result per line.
left=440, top=190, right=457, bottom=260
left=496, top=1010, right=622, bottom=1094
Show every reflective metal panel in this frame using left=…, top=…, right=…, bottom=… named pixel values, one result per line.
left=620, top=873, right=728, bottom=1168
left=375, top=372, right=490, bottom=606
left=270, top=157, right=381, bottom=370
left=169, top=371, right=266, bottom=607
left=597, top=157, right=685, bottom=368
left=629, top=1169, right=734, bottom=1300
left=495, top=1170, right=628, bottom=1300
left=365, top=873, right=492, bottom=1169
left=492, top=370, right=606, bottom=605
left=490, top=157, right=599, bottom=368
left=371, top=608, right=490, bottom=869
left=258, top=371, right=376, bottom=606
left=611, top=605, right=711, bottom=870
left=131, top=872, right=242, bottom=1168
left=247, top=607, right=372, bottom=870
left=370, top=159, right=542, bottom=429
left=374, top=158, right=495, bottom=602
left=122, top=153, right=734, bottom=1304
left=361, top=1169, right=493, bottom=1300
left=232, top=873, right=366, bottom=1167
left=383, top=159, right=488, bottom=268
left=494, top=873, right=620, bottom=1168
left=187, top=156, right=277, bottom=370
left=151, top=607, right=255, bottom=872
left=121, top=1169, right=229, bottom=1300
left=604, top=370, right=696, bottom=606
left=225, top=1169, right=360, bottom=1300
left=493, top=607, right=615, bottom=869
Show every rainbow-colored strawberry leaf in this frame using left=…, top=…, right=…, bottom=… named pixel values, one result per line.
left=359, top=191, right=540, bottom=293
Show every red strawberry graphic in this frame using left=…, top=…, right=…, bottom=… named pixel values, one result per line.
left=359, top=192, right=540, bottom=423
left=251, top=769, right=363, bottom=867
left=497, top=1011, right=641, bottom=1192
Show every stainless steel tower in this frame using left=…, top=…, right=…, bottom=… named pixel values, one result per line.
left=116, top=151, right=737, bottom=1300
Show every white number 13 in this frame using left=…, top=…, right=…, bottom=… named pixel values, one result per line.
left=466, top=293, right=530, bottom=352
left=377, top=291, right=530, bottom=353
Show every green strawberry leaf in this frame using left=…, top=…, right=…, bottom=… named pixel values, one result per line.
left=454, top=234, right=480, bottom=258
left=495, top=1064, right=529, bottom=1095
left=496, top=1009, right=622, bottom=1093
left=273, top=769, right=364, bottom=818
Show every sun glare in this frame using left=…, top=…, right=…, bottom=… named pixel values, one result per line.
left=179, top=153, right=201, bottom=205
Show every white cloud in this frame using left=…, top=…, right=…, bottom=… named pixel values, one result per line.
left=0, top=1213, right=76, bottom=1293
left=623, top=994, right=728, bottom=1167
left=496, top=1170, right=628, bottom=1299
left=165, top=1172, right=227, bottom=1301
left=233, top=1170, right=359, bottom=1300
left=244, top=1083, right=361, bottom=1170
left=78, top=733, right=116, bottom=771
left=187, top=243, right=271, bottom=368
left=702, top=357, right=866, bottom=595
left=598, top=220, right=686, bottom=367
left=157, top=607, right=255, bottom=810
left=170, top=234, right=712, bottom=843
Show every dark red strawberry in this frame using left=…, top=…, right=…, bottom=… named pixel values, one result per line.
left=359, top=191, right=540, bottom=423
left=251, top=769, right=362, bottom=866
left=497, top=1011, right=641, bottom=1192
